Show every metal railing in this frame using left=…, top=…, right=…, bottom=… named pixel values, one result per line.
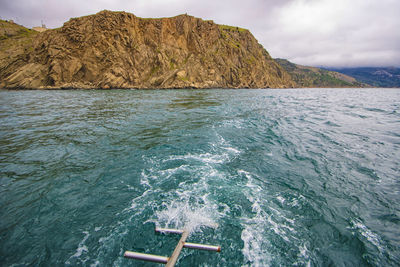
left=124, top=227, right=221, bottom=266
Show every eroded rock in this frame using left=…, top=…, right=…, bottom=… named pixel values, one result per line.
left=0, top=11, right=295, bottom=89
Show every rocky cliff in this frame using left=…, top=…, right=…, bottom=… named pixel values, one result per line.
left=0, top=11, right=295, bottom=89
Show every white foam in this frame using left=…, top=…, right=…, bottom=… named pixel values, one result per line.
left=239, top=170, right=274, bottom=266
left=72, top=231, right=89, bottom=258
left=241, top=226, right=272, bottom=267
left=139, top=169, right=151, bottom=187
left=125, top=184, right=136, bottom=190
left=156, top=164, right=190, bottom=179
left=238, top=169, right=251, bottom=177
left=169, top=152, right=229, bottom=164
left=141, top=169, right=223, bottom=233
left=218, top=119, right=244, bottom=129
left=65, top=231, right=90, bottom=265
left=127, top=188, right=161, bottom=211
left=298, top=243, right=308, bottom=257
left=140, top=135, right=241, bottom=233
left=284, top=216, right=295, bottom=225
left=149, top=169, right=223, bottom=232
left=288, top=198, right=299, bottom=207
left=270, top=204, right=296, bottom=227
left=277, top=196, right=285, bottom=204
left=293, top=243, right=311, bottom=267
left=240, top=169, right=302, bottom=265
left=152, top=200, right=219, bottom=233
left=223, top=146, right=240, bottom=154
left=351, top=219, right=384, bottom=252
left=98, top=227, right=128, bottom=245
left=267, top=215, right=290, bottom=242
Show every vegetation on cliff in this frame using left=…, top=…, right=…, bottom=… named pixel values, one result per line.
left=0, top=11, right=295, bottom=89
left=0, top=20, right=39, bottom=86
left=275, top=58, right=366, bottom=88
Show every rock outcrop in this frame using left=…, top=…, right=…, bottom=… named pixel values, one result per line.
left=0, top=11, right=295, bottom=89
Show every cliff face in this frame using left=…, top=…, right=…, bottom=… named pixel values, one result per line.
left=0, top=11, right=295, bottom=89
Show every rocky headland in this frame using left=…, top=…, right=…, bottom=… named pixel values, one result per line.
left=0, top=10, right=295, bottom=89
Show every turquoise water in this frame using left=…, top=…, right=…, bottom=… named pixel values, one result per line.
left=0, top=88, right=399, bottom=266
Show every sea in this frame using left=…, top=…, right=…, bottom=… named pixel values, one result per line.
left=0, top=88, right=399, bottom=266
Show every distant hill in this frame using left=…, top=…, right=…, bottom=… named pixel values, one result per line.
left=325, top=67, right=400, bottom=88
left=275, top=58, right=365, bottom=88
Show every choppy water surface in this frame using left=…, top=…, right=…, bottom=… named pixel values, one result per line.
left=0, top=88, right=399, bottom=266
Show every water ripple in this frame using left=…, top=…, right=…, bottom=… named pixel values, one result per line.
left=0, top=89, right=399, bottom=266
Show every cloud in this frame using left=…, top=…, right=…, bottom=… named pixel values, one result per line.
left=0, top=0, right=399, bottom=67
left=260, top=0, right=400, bottom=67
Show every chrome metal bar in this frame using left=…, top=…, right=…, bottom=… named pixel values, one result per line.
left=124, top=251, right=169, bottom=264
left=124, top=228, right=221, bottom=266
left=155, top=227, right=185, bottom=234
left=183, top=242, right=221, bottom=252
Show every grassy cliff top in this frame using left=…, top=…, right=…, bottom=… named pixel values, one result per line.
left=0, top=20, right=37, bottom=40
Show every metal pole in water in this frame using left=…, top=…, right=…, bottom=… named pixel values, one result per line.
left=124, top=251, right=169, bottom=264
left=155, top=228, right=185, bottom=235
left=183, top=242, right=221, bottom=252
left=124, top=227, right=221, bottom=266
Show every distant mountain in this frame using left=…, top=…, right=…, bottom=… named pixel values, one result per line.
left=275, top=59, right=366, bottom=88
left=325, top=67, right=400, bottom=88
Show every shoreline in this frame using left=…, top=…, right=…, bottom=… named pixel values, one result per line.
left=1, top=87, right=396, bottom=91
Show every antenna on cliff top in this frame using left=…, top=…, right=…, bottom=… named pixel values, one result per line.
left=124, top=227, right=221, bottom=266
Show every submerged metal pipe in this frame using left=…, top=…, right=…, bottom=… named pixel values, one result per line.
left=155, top=227, right=185, bottom=234
left=184, top=242, right=221, bottom=252
left=124, top=251, right=169, bottom=264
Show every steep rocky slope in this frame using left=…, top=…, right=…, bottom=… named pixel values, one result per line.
left=0, top=11, right=295, bottom=89
left=275, top=58, right=366, bottom=88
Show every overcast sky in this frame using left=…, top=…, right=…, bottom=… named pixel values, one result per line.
left=1, top=0, right=399, bottom=67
